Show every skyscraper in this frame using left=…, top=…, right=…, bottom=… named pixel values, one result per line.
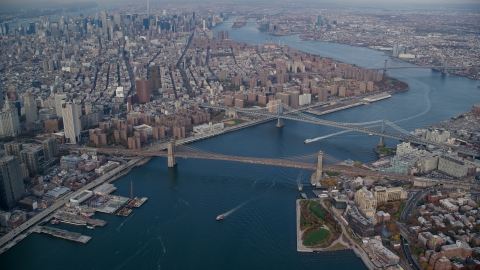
left=316, top=15, right=323, bottom=26
left=0, top=156, right=24, bottom=210
left=147, top=0, right=150, bottom=16
left=24, top=90, right=38, bottom=124
left=135, top=79, right=150, bottom=104
left=100, top=11, right=107, bottom=33
left=42, top=137, right=59, bottom=161
left=54, top=93, right=68, bottom=117
left=392, top=43, right=400, bottom=57
left=62, top=101, right=81, bottom=144
left=0, top=96, right=20, bottom=137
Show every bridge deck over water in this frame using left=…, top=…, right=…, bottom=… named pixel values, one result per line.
left=95, top=147, right=414, bottom=181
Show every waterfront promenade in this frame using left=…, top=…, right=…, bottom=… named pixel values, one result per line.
left=0, top=158, right=143, bottom=255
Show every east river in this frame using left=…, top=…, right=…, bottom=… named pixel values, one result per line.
left=2, top=17, right=480, bottom=270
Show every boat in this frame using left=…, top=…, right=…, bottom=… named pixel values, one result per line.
left=298, top=186, right=303, bottom=191
left=50, top=219, right=60, bottom=225
left=80, top=212, right=93, bottom=218
left=369, top=133, right=373, bottom=136
left=216, top=214, right=226, bottom=221
left=60, top=219, right=87, bottom=226
left=86, top=225, right=95, bottom=229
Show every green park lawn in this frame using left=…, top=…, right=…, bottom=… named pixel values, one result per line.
left=303, top=229, right=329, bottom=246
left=309, top=201, right=325, bottom=221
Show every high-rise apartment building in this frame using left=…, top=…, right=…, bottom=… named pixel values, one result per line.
left=54, top=93, right=68, bottom=117
left=20, top=148, right=40, bottom=173
left=24, top=90, right=38, bottom=124
left=0, top=156, right=24, bottom=210
left=135, top=79, right=150, bottom=104
left=276, top=93, right=290, bottom=107
left=62, top=101, right=81, bottom=144
left=42, top=137, right=59, bottom=161
left=4, top=142, right=22, bottom=157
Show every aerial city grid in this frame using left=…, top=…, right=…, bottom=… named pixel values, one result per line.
left=0, top=0, right=480, bottom=269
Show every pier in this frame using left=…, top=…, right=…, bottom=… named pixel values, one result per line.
left=54, top=212, right=107, bottom=227
left=33, top=226, right=91, bottom=244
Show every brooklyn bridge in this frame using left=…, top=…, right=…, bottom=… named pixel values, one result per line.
left=93, top=143, right=414, bottom=182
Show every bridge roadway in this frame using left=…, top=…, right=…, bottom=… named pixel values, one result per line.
left=94, top=147, right=414, bottom=181
left=372, top=66, right=471, bottom=71
left=187, top=102, right=478, bottom=156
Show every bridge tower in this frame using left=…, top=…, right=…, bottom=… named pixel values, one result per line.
left=383, top=60, right=389, bottom=77
left=316, top=151, right=323, bottom=181
left=167, top=141, right=177, bottom=167
left=378, top=120, right=386, bottom=148
left=442, top=59, right=448, bottom=74
left=276, top=102, right=285, bottom=128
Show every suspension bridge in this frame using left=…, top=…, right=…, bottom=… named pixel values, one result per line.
left=183, top=100, right=478, bottom=157
left=303, top=60, right=476, bottom=77
left=373, top=60, right=475, bottom=76
left=93, top=143, right=414, bottom=182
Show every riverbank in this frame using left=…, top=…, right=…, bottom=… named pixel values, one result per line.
left=293, top=36, right=478, bottom=81
left=0, top=157, right=146, bottom=256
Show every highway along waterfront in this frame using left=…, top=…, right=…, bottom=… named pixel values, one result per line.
left=2, top=17, right=480, bottom=270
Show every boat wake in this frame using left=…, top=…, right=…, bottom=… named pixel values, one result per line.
left=250, top=178, right=260, bottom=190
left=157, top=236, right=167, bottom=270
left=266, top=180, right=275, bottom=193
left=296, top=172, right=303, bottom=191
left=178, top=198, right=189, bottom=205
left=116, top=214, right=134, bottom=232
left=224, top=198, right=256, bottom=217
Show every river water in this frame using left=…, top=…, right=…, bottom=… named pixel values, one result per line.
left=2, top=17, right=479, bottom=270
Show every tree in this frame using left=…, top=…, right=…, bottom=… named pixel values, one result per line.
left=324, top=178, right=336, bottom=187
left=86, top=141, right=96, bottom=147
left=392, top=234, right=400, bottom=242
left=353, top=161, right=362, bottom=167
left=387, top=221, right=397, bottom=232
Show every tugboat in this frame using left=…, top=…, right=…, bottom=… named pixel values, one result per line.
left=216, top=214, right=226, bottom=221
left=50, top=219, right=60, bottom=225
left=86, top=225, right=95, bottom=229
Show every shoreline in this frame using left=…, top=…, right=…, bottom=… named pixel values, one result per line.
left=256, top=23, right=478, bottom=81
left=298, top=37, right=479, bottom=81
left=0, top=157, right=148, bottom=256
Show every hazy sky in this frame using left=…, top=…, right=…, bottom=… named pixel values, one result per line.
left=1, top=0, right=480, bottom=3
left=1, top=0, right=479, bottom=8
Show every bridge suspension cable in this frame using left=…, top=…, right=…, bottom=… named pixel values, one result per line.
left=282, top=103, right=385, bottom=126
left=178, top=145, right=343, bottom=165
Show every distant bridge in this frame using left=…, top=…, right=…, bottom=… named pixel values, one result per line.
left=183, top=101, right=478, bottom=157
left=306, top=60, right=475, bottom=77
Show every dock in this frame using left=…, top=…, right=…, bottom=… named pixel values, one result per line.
left=54, top=212, right=107, bottom=227
left=308, top=101, right=365, bottom=116
left=33, top=226, right=91, bottom=243
left=129, top=197, right=148, bottom=208
left=116, top=206, right=133, bottom=216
